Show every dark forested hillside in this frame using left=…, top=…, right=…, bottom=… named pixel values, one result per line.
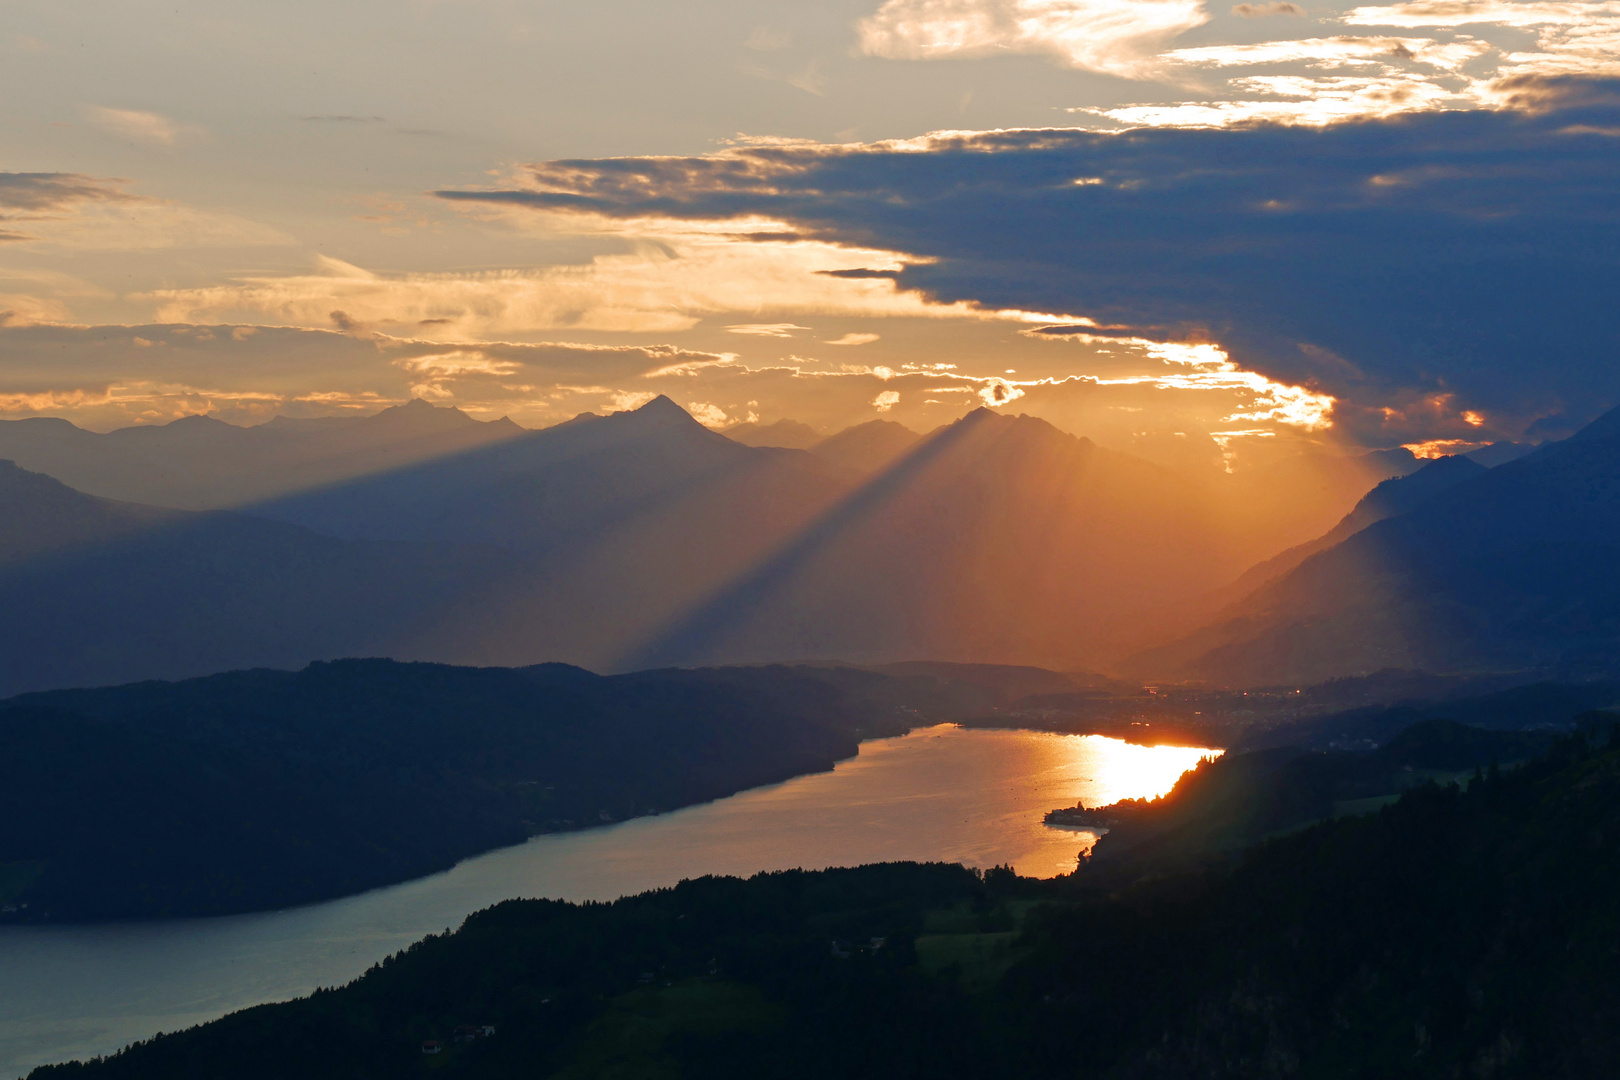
left=0, top=659, right=965, bottom=921
left=31, top=723, right=1620, bottom=1079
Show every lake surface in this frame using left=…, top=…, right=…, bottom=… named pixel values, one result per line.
left=0, top=725, right=1213, bottom=1077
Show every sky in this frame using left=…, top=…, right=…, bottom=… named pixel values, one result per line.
left=3, top=0, right=1618, bottom=473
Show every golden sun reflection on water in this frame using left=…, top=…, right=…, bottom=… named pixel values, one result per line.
left=616, top=723, right=1224, bottom=882
left=1078, top=733, right=1219, bottom=808
left=989, top=728, right=1218, bottom=877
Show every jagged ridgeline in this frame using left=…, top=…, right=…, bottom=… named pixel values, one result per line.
left=28, top=723, right=1620, bottom=1079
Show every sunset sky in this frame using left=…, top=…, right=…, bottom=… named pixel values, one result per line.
left=4, top=0, right=1619, bottom=473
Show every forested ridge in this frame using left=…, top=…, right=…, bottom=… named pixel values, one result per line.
left=0, top=659, right=957, bottom=920
left=31, top=720, right=1620, bottom=1078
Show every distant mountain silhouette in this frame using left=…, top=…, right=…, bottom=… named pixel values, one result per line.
left=722, top=417, right=821, bottom=448
left=2, top=400, right=1251, bottom=685
left=1129, top=406, right=1620, bottom=685
left=0, top=460, right=521, bottom=696
left=629, top=408, right=1244, bottom=670
left=0, top=399, right=523, bottom=510
left=1, top=396, right=1412, bottom=687
left=252, top=397, right=864, bottom=668
left=809, top=419, right=921, bottom=473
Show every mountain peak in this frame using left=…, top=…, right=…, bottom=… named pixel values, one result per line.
left=613, top=395, right=709, bottom=432
left=632, top=394, right=690, bottom=418
left=364, top=398, right=479, bottom=430
left=954, top=408, right=1084, bottom=446
left=165, top=414, right=232, bottom=429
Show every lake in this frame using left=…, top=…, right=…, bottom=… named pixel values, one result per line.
left=0, top=725, right=1213, bottom=1077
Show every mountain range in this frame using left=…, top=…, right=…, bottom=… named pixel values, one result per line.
left=0, top=399, right=524, bottom=510
left=8, top=392, right=1597, bottom=692
left=0, top=398, right=1294, bottom=691
left=0, top=457, right=520, bottom=696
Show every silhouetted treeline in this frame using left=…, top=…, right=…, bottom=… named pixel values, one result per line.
left=1077, top=718, right=1563, bottom=879
left=31, top=720, right=1620, bottom=1078
left=0, top=659, right=965, bottom=920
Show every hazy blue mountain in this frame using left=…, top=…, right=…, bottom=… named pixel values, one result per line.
left=808, top=418, right=922, bottom=473
left=258, top=399, right=1254, bottom=672
left=0, top=460, right=521, bottom=696
left=1130, top=406, right=1620, bottom=685
left=0, top=400, right=1252, bottom=686
left=0, top=399, right=524, bottom=510
left=721, top=417, right=821, bottom=449
left=256, top=396, right=853, bottom=551
left=252, top=397, right=864, bottom=669
left=3, top=395, right=1410, bottom=686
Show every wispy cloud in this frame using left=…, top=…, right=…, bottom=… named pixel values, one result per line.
left=744, top=26, right=793, bottom=50
left=0, top=322, right=744, bottom=429
left=1343, top=1, right=1619, bottom=29
left=1233, top=1, right=1304, bottom=15
left=0, top=171, right=283, bottom=253
left=726, top=323, right=811, bottom=337
left=1092, top=72, right=1462, bottom=125
left=0, top=172, right=135, bottom=229
left=1165, top=34, right=1491, bottom=70
left=144, top=225, right=1043, bottom=337
left=84, top=106, right=191, bottom=145
left=856, top=0, right=1210, bottom=78
left=1344, top=0, right=1620, bottom=78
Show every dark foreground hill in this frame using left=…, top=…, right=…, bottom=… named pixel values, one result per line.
left=0, top=659, right=980, bottom=921
left=31, top=722, right=1620, bottom=1079
left=1067, top=719, right=1570, bottom=882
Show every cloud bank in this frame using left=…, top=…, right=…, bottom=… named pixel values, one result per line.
left=437, top=82, right=1620, bottom=444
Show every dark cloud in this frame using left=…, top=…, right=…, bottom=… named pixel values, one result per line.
left=438, top=80, right=1620, bottom=442
left=1030, top=323, right=1190, bottom=340
left=817, top=268, right=902, bottom=280
left=0, top=172, right=134, bottom=219
left=1490, top=75, right=1620, bottom=116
